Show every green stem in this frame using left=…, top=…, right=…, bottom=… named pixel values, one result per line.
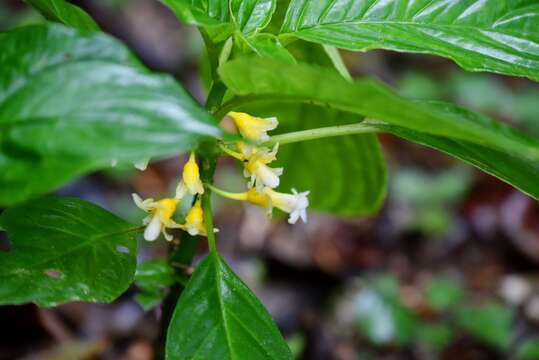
left=202, top=186, right=217, bottom=252
left=155, top=29, right=226, bottom=358
left=264, top=122, right=380, bottom=146
left=206, top=183, right=248, bottom=201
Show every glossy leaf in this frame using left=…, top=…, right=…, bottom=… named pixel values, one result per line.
left=280, top=0, right=539, bottom=81
left=371, top=120, right=539, bottom=200
left=161, top=0, right=228, bottom=25
left=239, top=102, right=386, bottom=216
left=166, top=252, right=292, bottom=359
left=25, top=0, right=99, bottom=31
left=0, top=196, right=138, bottom=307
left=218, top=58, right=539, bottom=199
left=160, top=0, right=276, bottom=39
left=240, top=33, right=296, bottom=63
left=134, top=259, right=175, bottom=311
left=230, top=0, right=276, bottom=36
left=0, top=24, right=221, bottom=206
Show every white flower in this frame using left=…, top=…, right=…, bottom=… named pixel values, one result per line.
left=228, top=111, right=278, bottom=143
left=263, top=188, right=309, bottom=224
left=132, top=194, right=180, bottom=241
left=243, top=143, right=283, bottom=191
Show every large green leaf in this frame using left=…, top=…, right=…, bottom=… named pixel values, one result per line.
left=239, top=102, right=386, bottom=216
left=166, top=252, right=292, bottom=359
left=0, top=24, right=221, bottom=206
left=370, top=120, right=539, bottom=200
left=218, top=58, right=539, bottom=198
left=280, top=0, right=539, bottom=81
left=25, top=0, right=99, bottom=31
left=0, top=196, right=138, bottom=307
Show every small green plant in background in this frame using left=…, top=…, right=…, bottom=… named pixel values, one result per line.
left=0, top=0, right=538, bottom=358
left=353, top=274, right=539, bottom=359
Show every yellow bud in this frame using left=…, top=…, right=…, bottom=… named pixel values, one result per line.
left=184, top=199, right=206, bottom=236
left=228, top=111, right=278, bottom=143
left=176, top=152, right=204, bottom=198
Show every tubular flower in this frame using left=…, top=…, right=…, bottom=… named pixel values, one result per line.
left=179, top=199, right=218, bottom=236
left=208, top=185, right=309, bottom=223
left=228, top=111, right=278, bottom=143
left=243, top=143, right=283, bottom=191
left=132, top=194, right=180, bottom=241
left=263, top=188, right=309, bottom=224
left=176, top=152, right=204, bottom=198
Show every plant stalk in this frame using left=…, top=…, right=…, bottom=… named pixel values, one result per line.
left=264, top=122, right=380, bottom=146
left=155, top=32, right=226, bottom=357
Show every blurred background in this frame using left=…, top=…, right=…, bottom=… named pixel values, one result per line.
left=1, top=1, right=539, bottom=359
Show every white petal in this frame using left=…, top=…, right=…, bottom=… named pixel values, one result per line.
left=299, top=209, right=308, bottom=223
left=257, top=165, right=280, bottom=188
left=175, top=181, right=187, bottom=199
left=163, top=228, right=174, bottom=241
left=264, top=116, right=278, bottom=130
left=187, top=226, right=199, bottom=236
left=187, top=180, right=204, bottom=195
left=288, top=210, right=300, bottom=224
left=144, top=216, right=161, bottom=241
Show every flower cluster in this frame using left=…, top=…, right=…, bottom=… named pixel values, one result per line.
left=132, top=111, right=309, bottom=241
left=132, top=152, right=213, bottom=241
left=216, top=112, right=309, bottom=224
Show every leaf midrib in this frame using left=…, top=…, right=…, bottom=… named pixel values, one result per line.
left=212, top=252, right=235, bottom=360
left=281, top=20, right=537, bottom=41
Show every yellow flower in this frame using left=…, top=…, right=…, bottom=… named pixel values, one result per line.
left=176, top=152, right=204, bottom=198
left=243, top=143, right=283, bottom=191
left=263, top=188, right=309, bottom=224
left=208, top=185, right=309, bottom=224
left=179, top=199, right=218, bottom=236
left=228, top=111, right=278, bottom=143
left=183, top=199, right=206, bottom=236
left=132, top=194, right=180, bottom=241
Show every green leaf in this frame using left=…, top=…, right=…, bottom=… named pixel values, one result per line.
left=239, top=102, right=386, bottom=216
left=0, top=196, right=138, bottom=307
left=280, top=0, right=539, bottom=81
left=239, top=33, right=296, bottom=63
left=134, top=259, right=175, bottom=311
left=455, top=303, right=513, bottom=350
left=230, top=0, right=276, bottom=36
left=218, top=58, right=539, bottom=199
left=25, top=0, right=99, bottom=31
left=160, top=0, right=276, bottom=40
left=416, top=323, right=453, bottom=350
left=424, top=277, right=463, bottom=311
left=166, top=252, right=292, bottom=359
left=0, top=24, right=221, bottom=206
left=372, top=121, right=539, bottom=200
left=354, top=276, right=417, bottom=346
left=517, top=338, right=539, bottom=360
left=135, top=259, right=175, bottom=291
